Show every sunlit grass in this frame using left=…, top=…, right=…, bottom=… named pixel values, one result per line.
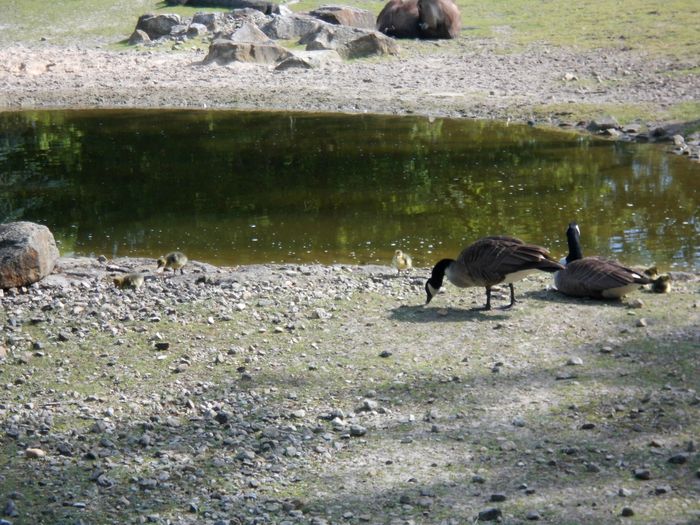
left=2, top=0, right=699, bottom=59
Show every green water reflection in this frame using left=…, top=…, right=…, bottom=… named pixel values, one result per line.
left=0, top=110, right=698, bottom=269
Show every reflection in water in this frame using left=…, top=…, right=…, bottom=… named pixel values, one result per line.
left=0, top=110, right=698, bottom=269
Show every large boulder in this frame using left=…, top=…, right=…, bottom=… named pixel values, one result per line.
left=127, top=29, right=151, bottom=46
left=192, top=12, right=226, bottom=31
left=204, top=39, right=293, bottom=64
left=309, top=6, right=375, bottom=29
left=228, top=21, right=273, bottom=43
left=0, top=222, right=59, bottom=289
left=339, top=32, right=399, bottom=58
left=262, top=14, right=321, bottom=39
left=300, top=25, right=396, bottom=57
left=136, top=13, right=182, bottom=39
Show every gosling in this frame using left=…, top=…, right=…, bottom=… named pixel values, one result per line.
left=113, top=272, right=145, bottom=290
left=391, top=249, right=413, bottom=274
left=157, top=251, right=188, bottom=274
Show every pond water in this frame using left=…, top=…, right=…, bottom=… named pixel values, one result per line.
left=1, top=110, right=698, bottom=270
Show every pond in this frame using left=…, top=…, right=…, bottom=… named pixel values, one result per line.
left=1, top=110, right=698, bottom=270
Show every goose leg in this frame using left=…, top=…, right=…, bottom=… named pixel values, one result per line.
left=481, top=286, right=492, bottom=311
left=502, top=283, right=516, bottom=309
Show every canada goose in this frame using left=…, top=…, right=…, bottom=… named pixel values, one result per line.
left=157, top=251, right=188, bottom=274
left=113, top=272, right=145, bottom=290
left=553, top=222, right=651, bottom=299
left=425, top=236, right=563, bottom=310
left=391, top=249, right=413, bottom=273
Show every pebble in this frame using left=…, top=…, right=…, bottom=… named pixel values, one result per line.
left=668, top=453, right=688, bottom=464
left=526, top=510, right=541, bottom=520
left=566, top=357, right=583, bottom=366
left=621, top=507, right=635, bottom=517
left=489, top=493, right=507, bottom=502
left=349, top=425, right=367, bottom=437
left=636, top=318, right=647, bottom=327
left=633, top=468, right=651, bottom=480
left=25, top=448, right=46, bottom=458
left=618, top=487, right=632, bottom=497
left=477, top=508, right=502, bottom=521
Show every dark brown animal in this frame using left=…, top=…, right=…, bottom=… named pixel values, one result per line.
left=376, top=0, right=421, bottom=38
left=417, top=0, right=461, bottom=39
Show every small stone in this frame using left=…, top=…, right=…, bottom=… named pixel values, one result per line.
left=600, top=346, right=613, bottom=354
left=654, top=485, right=671, bottom=495
left=379, top=350, right=392, bottom=358
left=621, top=507, right=634, bottom=517
left=526, top=510, right=541, bottom=521
left=154, top=342, right=170, bottom=351
left=214, top=411, right=229, bottom=424
left=566, top=357, right=583, bottom=366
left=636, top=318, right=647, bottom=327
left=586, top=462, right=601, bottom=473
left=633, top=468, right=651, bottom=480
left=25, top=448, right=46, bottom=458
left=668, top=453, right=689, bottom=464
left=349, top=424, right=367, bottom=437
left=618, top=487, right=632, bottom=497
left=489, top=493, right=507, bottom=502
left=629, top=298, right=644, bottom=309
left=477, top=507, right=502, bottom=521
left=472, top=475, right=485, bottom=484
left=580, top=422, right=596, bottom=430
left=512, top=416, right=526, bottom=427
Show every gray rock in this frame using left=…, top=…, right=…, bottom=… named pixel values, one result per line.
left=633, top=468, right=651, bottom=480
left=339, top=32, right=399, bottom=59
left=192, top=12, right=225, bottom=31
left=621, top=507, right=634, bottom=517
left=187, top=23, right=209, bottom=37
left=128, top=29, right=151, bottom=45
left=478, top=507, right=502, bottom=521
left=526, top=510, right=541, bottom=521
left=203, top=39, right=293, bottom=65
left=228, top=22, right=273, bottom=43
left=275, top=56, right=314, bottom=70
left=349, top=424, right=367, bottom=436
left=0, top=222, right=59, bottom=289
left=668, top=453, right=689, bottom=464
left=308, top=6, right=375, bottom=29
left=489, top=493, right=507, bottom=502
left=136, top=13, right=182, bottom=39
left=262, top=14, right=320, bottom=39
left=587, top=116, right=620, bottom=132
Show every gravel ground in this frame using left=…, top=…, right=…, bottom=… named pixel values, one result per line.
left=0, top=36, right=698, bottom=128
left=1, top=256, right=699, bottom=524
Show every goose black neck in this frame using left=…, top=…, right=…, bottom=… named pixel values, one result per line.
left=566, top=223, right=583, bottom=263
left=428, top=258, right=454, bottom=288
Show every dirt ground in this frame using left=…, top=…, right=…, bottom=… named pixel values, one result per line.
left=0, top=37, right=698, bottom=128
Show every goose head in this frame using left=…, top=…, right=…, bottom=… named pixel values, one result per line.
left=425, top=258, right=452, bottom=304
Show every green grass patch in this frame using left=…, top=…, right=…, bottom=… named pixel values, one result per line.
left=2, top=0, right=699, bottom=61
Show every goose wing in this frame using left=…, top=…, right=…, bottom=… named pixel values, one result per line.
left=557, top=258, right=650, bottom=297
